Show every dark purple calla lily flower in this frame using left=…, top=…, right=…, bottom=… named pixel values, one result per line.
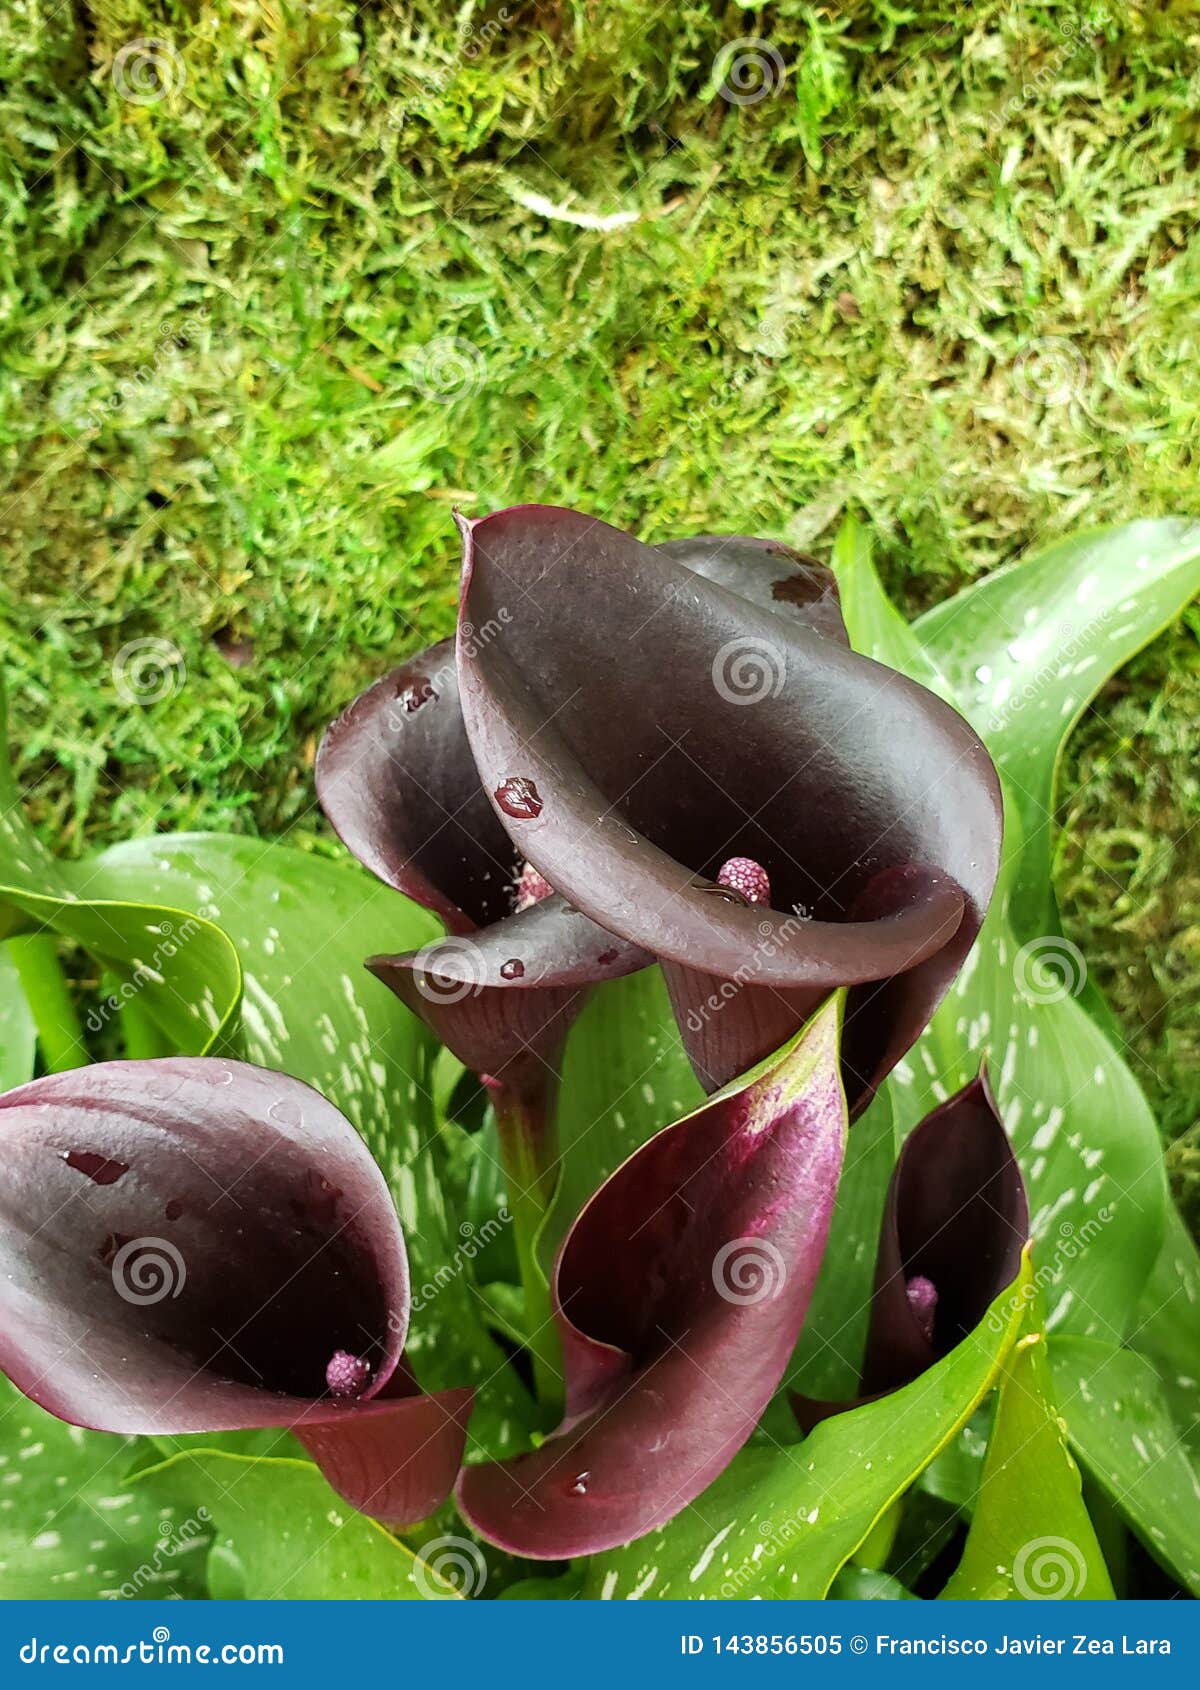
left=454, top=505, right=1003, bottom=1107
left=859, top=1071, right=1029, bottom=1394
left=458, top=997, right=847, bottom=1559
left=794, top=1071, right=1030, bottom=1430
left=0, top=1058, right=471, bottom=1527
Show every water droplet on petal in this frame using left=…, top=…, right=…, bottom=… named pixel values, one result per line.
left=495, top=777, right=543, bottom=820
left=566, top=1470, right=590, bottom=1497
left=500, top=959, right=525, bottom=980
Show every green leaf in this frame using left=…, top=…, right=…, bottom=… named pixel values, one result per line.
left=941, top=1330, right=1112, bottom=1599
left=0, top=1373, right=209, bottom=1600
left=1130, top=1205, right=1200, bottom=1459
left=1048, top=1336, right=1200, bottom=1597
left=544, top=967, right=702, bottom=1266
left=134, top=1451, right=458, bottom=1599
left=0, top=944, right=35, bottom=1089
left=581, top=1252, right=1031, bottom=1599
left=831, top=522, right=1167, bottom=1342
left=914, top=518, right=1200, bottom=937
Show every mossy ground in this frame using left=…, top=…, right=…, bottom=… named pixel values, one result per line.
left=1, top=2, right=1197, bottom=1207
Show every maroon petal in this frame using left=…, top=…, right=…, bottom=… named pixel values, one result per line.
left=315, top=638, right=515, bottom=931
left=655, top=535, right=849, bottom=644
left=0, top=1058, right=471, bottom=1527
left=295, top=1371, right=473, bottom=1528
left=457, top=996, right=847, bottom=1558
left=366, top=893, right=650, bottom=1079
left=860, top=1070, right=1029, bottom=1394
left=456, top=505, right=999, bottom=1093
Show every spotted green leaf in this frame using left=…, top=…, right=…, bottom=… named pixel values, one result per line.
left=134, top=1451, right=458, bottom=1599
left=0, top=1372, right=209, bottom=1600
left=914, top=518, right=1200, bottom=939
left=1048, top=1336, right=1200, bottom=1597
left=1130, top=1206, right=1200, bottom=1460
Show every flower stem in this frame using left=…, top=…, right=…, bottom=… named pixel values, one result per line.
left=487, top=1056, right=563, bottom=1410
left=8, top=934, right=87, bottom=1073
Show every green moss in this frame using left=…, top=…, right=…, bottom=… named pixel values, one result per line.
left=1, top=1, right=1197, bottom=1179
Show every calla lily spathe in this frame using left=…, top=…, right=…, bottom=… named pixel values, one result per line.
left=0, top=1058, right=471, bottom=1527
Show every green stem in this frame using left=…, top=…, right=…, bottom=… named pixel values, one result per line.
left=488, top=1055, right=563, bottom=1410
left=8, top=933, right=88, bottom=1072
